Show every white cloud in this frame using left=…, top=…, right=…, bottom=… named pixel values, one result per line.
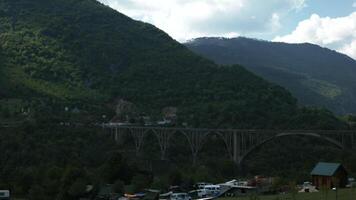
left=353, top=2, right=356, bottom=7
left=273, top=12, right=356, bottom=59
left=98, top=0, right=306, bottom=41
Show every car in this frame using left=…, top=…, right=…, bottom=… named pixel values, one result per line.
left=0, top=190, right=10, bottom=200
left=196, top=189, right=207, bottom=198
left=203, top=185, right=220, bottom=196
left=170, top=193, right=191, bottom=200
left=195, top=182, right=211, bottom=190
left=189, top=189, right=207, bottom=198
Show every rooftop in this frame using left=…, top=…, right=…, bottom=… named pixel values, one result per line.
left=310, top=162, right=345, bottom=176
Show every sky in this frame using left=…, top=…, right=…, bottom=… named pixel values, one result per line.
left=98, top=0, right=356, bottom=59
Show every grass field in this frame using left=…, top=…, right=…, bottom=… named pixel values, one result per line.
left=219, top=188, right=356, bottom=200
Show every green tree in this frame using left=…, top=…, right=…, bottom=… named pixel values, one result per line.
left=169, top=170, right=182, bottom=186
left=2, top=107, right=10, bottom=118
left=113, top=180, right=125, bottom=194
left=100, top=152, right=132, bottom=183
left=44, top=166, right=63, bottom=196
left=28, top=185, right=46, bottom=200
left=289, top=181, right=298, bottom=200
left=132, top=174, right=151, bottom=192
left=68, top=179, right=87, bottom=198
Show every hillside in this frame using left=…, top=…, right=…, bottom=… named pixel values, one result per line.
left=0, top=0, right=344, bottom=129
left=185, top=37, right=356, bottom=115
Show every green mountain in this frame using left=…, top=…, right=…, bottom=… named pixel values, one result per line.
left=0, top=0, right=343, bottom=129
left=185, top=37, right=356, bottom=115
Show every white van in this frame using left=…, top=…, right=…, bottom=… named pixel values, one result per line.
left=0, top=190, right=10, bottom=200
left=196, top=182, right=211, bottom=190
left=204, top=185, right=220, bottom=196
left=196, top=189, right=207, bottom=198
left=170, top=193, right=191, bottom=200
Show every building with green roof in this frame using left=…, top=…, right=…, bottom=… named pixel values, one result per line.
left=311, top=162, right=348, bottom=189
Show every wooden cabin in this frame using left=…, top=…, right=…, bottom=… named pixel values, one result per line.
left=311, top=162, right=348, bottom=189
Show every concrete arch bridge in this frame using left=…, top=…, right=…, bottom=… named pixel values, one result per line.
left=103, top=125, right=356, bottom=165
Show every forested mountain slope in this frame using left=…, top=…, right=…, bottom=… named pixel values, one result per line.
left=186, top=37, right=356, bottom=115
left=0, top=0, right=344, bottom=128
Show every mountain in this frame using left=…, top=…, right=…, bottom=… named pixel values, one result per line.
left=0, top=0, right=344, bottom=129
left=185, top=37, right=356, bottom=115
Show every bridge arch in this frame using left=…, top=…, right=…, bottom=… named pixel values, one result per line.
left=238, top=132, right=344, bottom=165
left=102, top=126, right=354, bottom=165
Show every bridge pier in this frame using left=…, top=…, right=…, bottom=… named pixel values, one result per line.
left=181, top=130, right=210, bottom=165
left=232, top=131, right=272, bottom=165
left=350, top=132, right=356, bottom=149
left=233, top=131, right=242, bottom=164
left=154, top=129, right=174, bottom=160
left=113, top=127, right=126, bottom=145
left=217, top=131, right=234, bottom=160
left=129, top=128, right=148, bottom=156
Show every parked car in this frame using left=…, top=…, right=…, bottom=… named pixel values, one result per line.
left=0, top=190, right=10, bottom=200
left=170, top=193, right=191, bottom=200
left=196, top=189, right=207, bottom=198
left=195, top=182, right=211, bottom=190
left=346, top=178, right=356, bottom=188
left=188, top=189, right=207, bottom=198
left=203, top=185, right=220, bottom=196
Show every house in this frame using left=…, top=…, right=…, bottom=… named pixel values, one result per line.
left=311, top=162, right=348, bottom=189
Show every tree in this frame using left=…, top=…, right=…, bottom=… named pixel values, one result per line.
left=68, top=179, right=87, bottom=198
left=44, top=166, right=63, bottom=196
left=169, top=170, right=182, bottom=186
left=2, top=107, right=10, bottom=118
left=100, top=152, right=132, bottom=183
left=132, top=174, right=151, bottom=192
left=113, top=180, right=125, bottom=194
left=289, top=181, right=298, bottom=200
left=61, top=167, right=85, bottom=187
left=28, top=185, right=46, bottom=200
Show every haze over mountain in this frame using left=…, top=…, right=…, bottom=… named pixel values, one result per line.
left=185, top=37, right=356, bottom=115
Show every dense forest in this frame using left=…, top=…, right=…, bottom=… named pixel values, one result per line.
left=1, top=125, right=356, bottom=199
left=0, top=0, right=355, bottom=199
left=185, top=37, right=356, bottom=115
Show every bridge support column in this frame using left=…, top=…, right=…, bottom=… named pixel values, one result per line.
left=114, top=127, right=126, bottom=145
left=108, top=127, right=114, bottom=139
left=154, top=129, right=174, bottom=160
left=233, top=132, right=242, bottom=165
left=218, top=131, right=234, bottom=160
left=130, top=128, right=148, bottom=156
left=182, top=130, right=209, bottom=165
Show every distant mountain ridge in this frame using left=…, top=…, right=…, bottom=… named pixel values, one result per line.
left=185, top=37, right=356, bottom=114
